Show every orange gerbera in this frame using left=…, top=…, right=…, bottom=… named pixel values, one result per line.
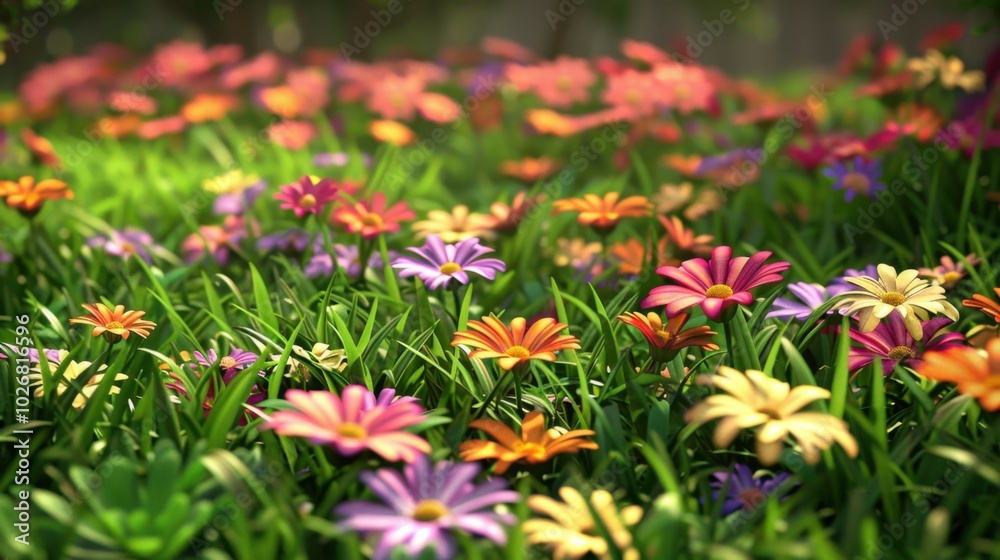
left=259, top=85, right=303, bottom=118
left=964, top=288, right=1000, bottom=323
left=69, top=303, right=157, bottom=344
left=452, top=315, right=581, bottom=371
left=459, top=411, right=598, bottom=474
left=610, top=238, right=672, bottom=274
left=499, top=157, right=561, bottom=183
left=660, top=215, right=713, bottom=257
left=331, top=192, right=416, bottom=239
left=525, top=109, right=576, bottom=137
left=488, top=192, right=541, bottom=232
left=20, top=128, right=62, bottom=170
left=618, top=312, right=719, bottom=362
left=0, top=176, right=73, bottom=217
left=918, top=338, right=1000, bottom=411
left=368, top=119, right=415, bottom=146
left=181, top=93, right=240, bottom=123
left=552, top=192, right=652, bottom=234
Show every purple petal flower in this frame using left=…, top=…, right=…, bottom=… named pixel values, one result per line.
left=257, top=229, right=313, bottom=254
left=313, top=151, right=372, bottom=167
left=823, top=157, right=886, bottom=202
left=214, top=180, right=267, bottom=216
left=336, top=456, right=518, bottom=560
left=710, top=463, right=794, bottom=515
left=87, top=228, right=159, bottom=263
left=767, top=282, right=840, bottom=321
left=391, top=235, right=506, bottom=290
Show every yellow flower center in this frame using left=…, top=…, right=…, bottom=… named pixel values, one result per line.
left=506, top=345, right=531, bottom=359
left=842, top=172, right=871, bottom=194
left=438, top=262, right=462, bottom=274
left=887, top=345, right=915, bottom=360
left=556, top=76, right=572, bottom=91
left=105, top=321, right=125, bottom=331
left=361, top=213, right=384, bottom=227
left=516, top=441, right=548, bottom=461
left=411, top=499, right=449, bottom=522
left=625, top=89, right=641, bottom=106
left=120, top=241, right=136, bottom=255
left=942, top=271, right=962, bottom=285
left=298, top=193, right=317, bottom=209
left=880, top=291, right=906, bottom=307
left=335, top=422, right=367, bottom=439
left=220, top=356, right=237, bottom=369
left=738, top=488, right=767, bottom=510
left=705, top=284, right=734, bottom=299
left=653, top=329, right=673, bottom=345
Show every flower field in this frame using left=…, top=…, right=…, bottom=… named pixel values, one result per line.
left=2, top=19, right=1000, bottom=560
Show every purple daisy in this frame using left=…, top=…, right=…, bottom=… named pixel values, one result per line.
left=214, top=179, right=266, bottom=216
left=823, top=157, right=886, bottom=202
left=0, top=346, right=62, bottom=363
left=767, top=282, right=842, bottom=321
left=710, top=463, right=793, bottom=515
left=304, top=242, right=390, bottom=279
left=391, top=235, right=506, bottom=290
left=847, top=313, right=965, bottom=376
left=87, top=228, right=159, bottom=263
left=192, top=348, right=261, bottom=378
left=257, top=229, right=313, bottom=254
left=335, top=456, right=519, bottom=560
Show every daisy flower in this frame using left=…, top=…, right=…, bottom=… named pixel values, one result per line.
left=20, top=129, right=62, bottom=170
left=964, top=288, right=1000, bottom=323
left=917, top=254, right=980, bottom=290
left=660, top=215, right=713, bottom=258
left=459, top=411, right=597, bottom=474
left=452, top=315, right=581, bottom=371
left=262, top=386, right=430, bottom=462
left=391, top=235, right=505, bottom=290
left=522, top=487, right=643, bottom=560
left=642, top=245, right=790, bottom=322
left=833, top=264, right=960, bottom=340
left=335, top=456, right=518, bottom=560
left=69, top=303, right=157, bottom=344
left=918, top=338, right=1000, bottom=411
left=822, top=157, right=886, bottom=202
left=274, top=175, right=340, bottom=218
left=0, top=176, right=73, bottom=217
left=709, top=464, right=793, bottom=515
left=618, top=312, right=719, bottom=362
left=331, top=193, right=416, bottom=239
left=369, top=119, right=416, bottom=146
left=499, top=157, right=561, bottom=183
left=86, top=228, right=159, bottom=263
left=181, top=93, right=240, bottom=123
left=552, top=192, right=652, bottom=234
left=685, top=366, right=859, bottom=465
left=411, top=205, right=498, bottom=242
left=848, top=313, right=965, bottom=376
left=488, top=192, right=540, bottom=232
left=766, top=282, right=845, bottom=321
left=28, top=353, right=126, bottom=411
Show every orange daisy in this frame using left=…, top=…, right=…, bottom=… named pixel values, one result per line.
left=918, top=338, right=1000, bottom=411
left=181, top=93, right=240, bottom=123
left=20, top=128, right=62, bottom=170
left=259, top=85, right=304, bottom=118
left=525, top=109, right=577, bottom=137
left=660, top=215, right=713, bottom=257
left=610, top=238, right=672, bottom=274
left=552, top=192, right=652, bottom=234
left=331, top=192, right=416, bottom=239
left=452, top=315, right=581, bottom=371
left=368, top=119, right=416, bottom=146
left=0, top=176, right=74, bottom=217
left=964, top=288, right=1000, bottom=323
left=499, top=157, right=561, bottom=183
left=618, top=312, right=719, bottom=362
left=459, top=411, right=598, bottom=474
left=69, top=303, right=157, bottom=344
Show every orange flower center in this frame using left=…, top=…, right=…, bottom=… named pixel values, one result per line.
left=438, top=262, right=462, bottom=274
left=411, top=499, right=449, bottom=522
left=120, top=241, right=136, bottom=255
left=361, top=213, right=384, bottom=227
left=105, top=321, right=125, bottom=331
left=842, top=172, right=871, bottom=194
left=942, top=271, right=962, bottom=285
left=881, top=291, right=906, bottom=307
left=705, top=284, right=734, bottom=299
left=516, top=441, right=548, bottom=461
left=506, top=345, right=531, bottom=359
left=625, top=89, right=641, bottom=106
left=653, top=329, right=673, bottom=345
left=335, top=422, right=367, bottom=439
left=556, top=76, right=572, bottom=91
left=220, top=356, right=237, bottom=369
left=298, top=193, right=318, bottom=209
left=888, top=345, right=915, bottom=360
left=738, top=487, right=767, bottom=510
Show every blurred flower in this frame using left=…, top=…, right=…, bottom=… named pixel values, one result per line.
left=710, top=464, right=793, bottom=515
left=890, top=103, right=944, bottom=143
left=653, top=183, right=693, bottom=214
left=767, top=282, right=843, bottom=321
left=87, top=228, right=159, bottom=263
left=686, top=366, right=858, bottom=465
left=452, top=315, right=580, bottom=371
left=220, top=51, right=282, bottom=89
left=848, top=313, right=964, bottom=376
left=366, top=74, right=426, bottom=120
left=660, top=215, right=713, bottom=258
left=823, top=157, right=885, bottom=202
left=314, top=151, right=372, bottom=167
left=621, top=39, right=670, bottom=65
left=149, top=41, right=216, bottom=86
left=683, top=189, right=725, bottom=221
left=192, top=348, right=259, bottom=376
left=259, top=85, right=303, bottom=118
left=921, top=23, right=964, bottom=52
left=412, top=205, right=497, bottom=242
left=488, top=192, right=540, bottom=232
left=907, top=49, right=984, bottom=91
left=138, top=115, right=188, bottom=139
left=20, top=129, right=62, bottom=170
left=335, top=456, right=518, bottom=560
left=415, top=92, right=461, bottom=123
left=918, top=338, right=1000, bottom=411
left=643, top=246, right=790, bottom=322
left=28, top=355, right=124, bottom=410
left=610, top=238, right=671, bottom=274
left=459, top=410, right=597, bottom=474
left=181, top=93, right=240, bottom=123
left=523, top=487, right=643, bottom=560
left=0, top=176, right=73, bottom=217
left=964, top=288, right=1000, bottom=323
left=368, top=119, right=416, bottom=145
left=499, top=157, right=560, bottom=182
left=507, top=56, right=596, bottom=108
left=482, top=35, right=535, bottom=62
left=918, top=254, right=980, bottom=289
left=331, top=192, right=415, bottom=239
left=618, top=311, right=719, bottom=362
left=274, top=175, right=339, bottom=218
left=256, top=229, right=312, bottom=254
left=552, top=192, right=652, bottom=234
left=834, top=264, right=959, bottom=340
left=602, top=68, right=660, bottom=118
left=392, top=235, right=505, bottom=290
left=554, top=238, right=603, bottom=270
left=214, top=179, right=266, bottom=216
left=108, top=91, right=157, bottom=115
left=181, top=216, right=248, bottom=265
left=263, top=386, right=430, bottom=462
left=203, top=171, right=258, bottom=195
left=651, top=62, right=716, bottom=115
left=526, top=108, right=577, bottom=137
left=69, top=303, right=156, bottom=344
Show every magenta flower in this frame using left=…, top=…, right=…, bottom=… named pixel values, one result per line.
left=391, top=235, right=506, bottom=290
left=167, top=348, right=265, bottom=424
left=215, top=179, right=266, bottom=216
left=274, top=175, right=340, bottom=218
left=642, top=246, right=790, bottom=321
left=192, top=348, right=260, bottom=376
left=335, top=456, right=519, bottom=560
left=848, top=313, right=965, bottom=376
left=261, top=387, right=431, bottom=462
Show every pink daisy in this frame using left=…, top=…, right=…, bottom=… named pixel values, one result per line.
left=274, top=175, right=339, bottom=218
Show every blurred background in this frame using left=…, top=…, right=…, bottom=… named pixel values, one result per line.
left=1, top=0, right=998, bottom=86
